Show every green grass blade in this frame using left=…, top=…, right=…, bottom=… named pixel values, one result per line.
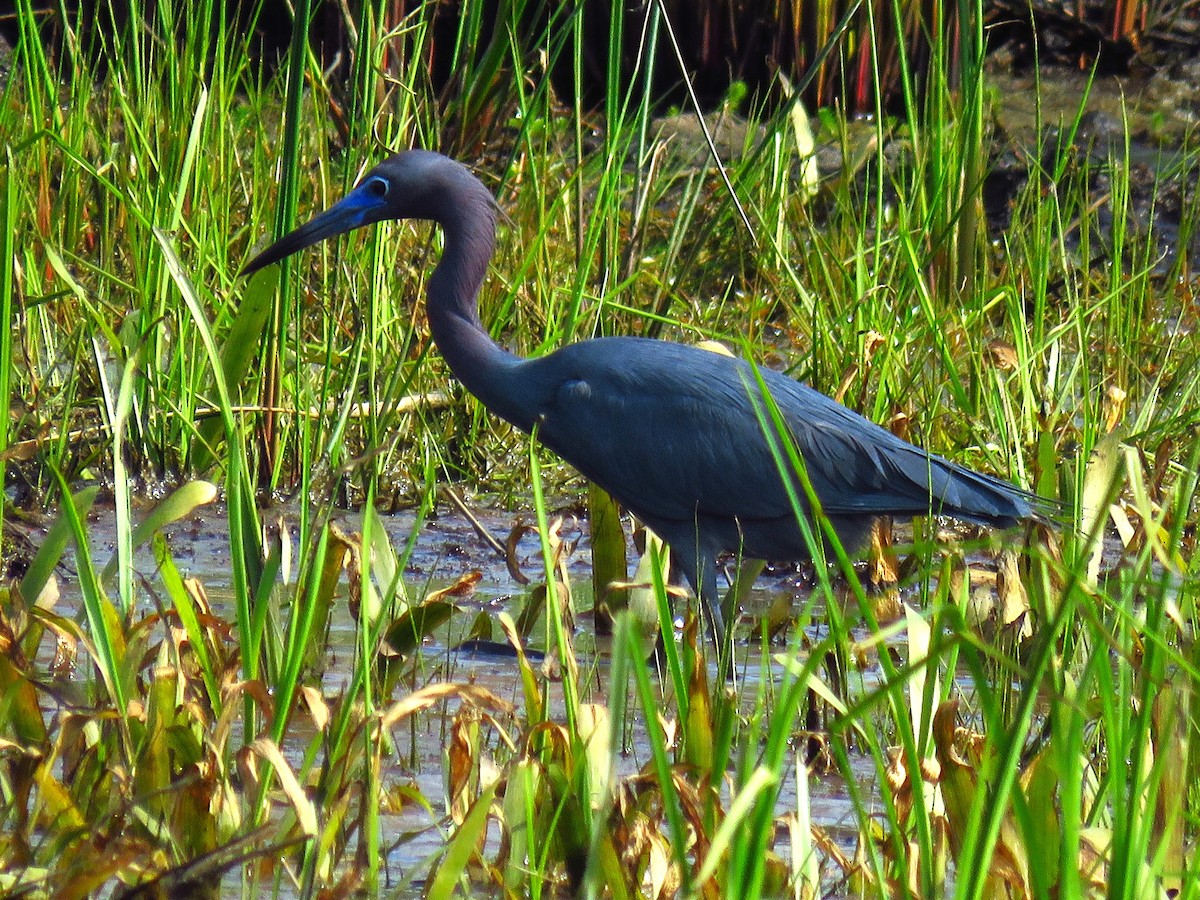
left=50, top=468, right=127, bottom=718
left=20, top=486, right=100, bottom=606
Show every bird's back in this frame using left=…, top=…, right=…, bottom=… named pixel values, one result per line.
left=515, top=336, right=1043, bottom=561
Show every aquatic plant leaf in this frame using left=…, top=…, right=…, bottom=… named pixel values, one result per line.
left=337, top=522, right=367, bottom=626
left=788, top=754, right=820, bottom=897
left=1124, top=445, right=1187, bottom=573
left=498, top=612, right=544, bottom=724
left=248, top=738, right=317, bottom=836
left=934, top=701, right=1032, bottom=895
left=158, top=228, right=262, bottom=678
left=101, top=480, right=218, bottom=582
left=134, top=656, right=178, bottom=810
left=1019, top=748, right=1062, bottom=889
left=645, top=823, right=677, bottom=899
left=192, top=268, right=277, bottom=472
left=382, top=600, right=454, bottom=656
left=625, top=529, right=669, bottom=651
left=537, top=745, right=590, bottom=893
left=426, top=781, right=498, bottom=900
left=52, top=472, right=130, bottom=716
left=996, top=549, right=1031, bottom=640
left=365, top=503, right=407, bottom=620
left=306, top=521, right=357, bottom=678
left=514, top=581, right=551, bottom=639
left=905, top=603, right=938, bottom=752
left=0, top=652, right=47, bottom=745
left=504, top=520, right=537, bottom=586
left=696, top=766, right=777, bottom=886
left=1078, top=828, right=1113, bottom=891
left=777, top=72, right=819, bottom=199
left=577, top=703, right=612, bottom=812
left=932, top=700, right=974, bottom=856
left=1152, top=684, right=1188, bottom=893
left=723, top=556, right=766, bottom=634
left=0, top=868, right=49, bottom=897
left=1080, top=429, right=1124, bottom=586
left=19, top=486, right=99, bottom=612
left=464, top=609, right=494, bottom=642
left=447, top=710, right=479, bottom=825
left=683, top=614, right=714, bottom=772
left=588, top=482, right=627, bottom=632
left=428, top=571, right=483, bottom=603
left=152, top=535, right=221, bottom=713
left=50, top=840, right=145, bottom=899
left=589, top=826, right=633, bottom=900
left=379, top=682, right=514, bottom=731
left=500, top=758, right=542, bottom=894
left=33, top=758, right=85, bottom=833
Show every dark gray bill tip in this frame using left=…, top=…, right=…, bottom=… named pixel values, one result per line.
left=238, top=182, right=387, bottom=279
left=239, top=223, right=327, bottom=278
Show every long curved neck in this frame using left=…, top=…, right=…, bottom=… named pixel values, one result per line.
left=425, top=185, right=530, bottom=429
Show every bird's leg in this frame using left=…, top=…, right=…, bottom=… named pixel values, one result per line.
left=689, top=556, right=721, bottom=642
left=663, top=533, right=733, bottom=679
left=698, top=559, right=734, bottom=683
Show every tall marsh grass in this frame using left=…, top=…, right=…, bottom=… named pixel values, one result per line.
left=2, top=0, right=1199, bottom=896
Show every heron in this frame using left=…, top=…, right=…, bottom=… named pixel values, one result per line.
left=242, top=150, right=1051, bottom=648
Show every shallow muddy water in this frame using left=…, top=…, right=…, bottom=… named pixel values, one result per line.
left=38, top=497, right=1029, bottom=894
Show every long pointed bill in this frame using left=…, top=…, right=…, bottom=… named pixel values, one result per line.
left=240, top=180, right=388, bottom=277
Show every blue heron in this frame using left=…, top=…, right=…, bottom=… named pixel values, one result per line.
left=242, top=150, right=1051, bottom=645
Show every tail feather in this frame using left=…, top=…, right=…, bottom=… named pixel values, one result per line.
left=825, top=450, right=1057, bottom=528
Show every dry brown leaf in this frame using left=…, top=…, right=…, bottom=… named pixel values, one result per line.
left=248, top=738, right=317, bottom=836
left=379, top=682, right=514, bottom=731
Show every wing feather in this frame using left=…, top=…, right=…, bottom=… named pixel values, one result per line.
left=524, top=338, right=1035, bottom=530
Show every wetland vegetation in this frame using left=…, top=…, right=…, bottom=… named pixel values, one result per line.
left=2, top=0, right=1200, bottom=896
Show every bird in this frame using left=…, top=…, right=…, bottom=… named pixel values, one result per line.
left=242, top=150, right=1052, bottom=651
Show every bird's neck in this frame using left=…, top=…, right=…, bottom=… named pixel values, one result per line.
left=426, top=210, right=529, bottom=429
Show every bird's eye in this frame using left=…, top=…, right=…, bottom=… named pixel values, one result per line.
left=366, top=177, right=389, bottom=198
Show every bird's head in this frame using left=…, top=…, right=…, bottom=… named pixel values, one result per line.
left=241, top=150, right=482, bottom=277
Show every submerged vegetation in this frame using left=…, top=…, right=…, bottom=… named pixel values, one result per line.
left=2, top=0, right=1200, bottom=896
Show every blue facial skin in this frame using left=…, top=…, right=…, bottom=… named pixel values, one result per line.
left=240, top=177, right=390, bottom=277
